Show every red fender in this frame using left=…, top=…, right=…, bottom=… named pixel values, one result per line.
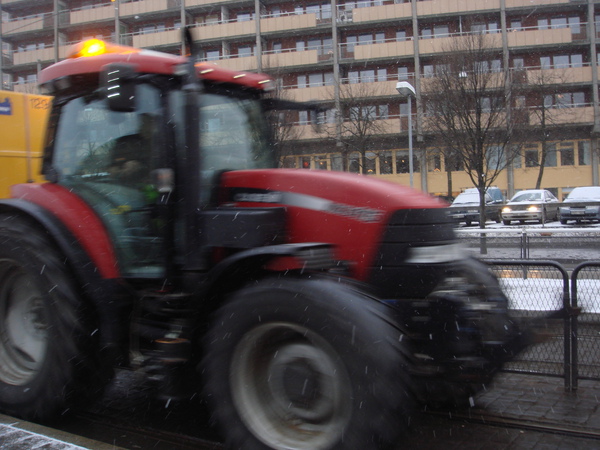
left=10, top=183, right=120, bottom=279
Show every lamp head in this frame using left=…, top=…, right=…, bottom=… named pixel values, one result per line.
left=396, top=81, right=415, bottom=97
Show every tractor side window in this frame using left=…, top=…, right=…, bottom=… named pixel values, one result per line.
left=51, top=84, right=166, bottom=278
left=198, top=94, right=273, bottom=202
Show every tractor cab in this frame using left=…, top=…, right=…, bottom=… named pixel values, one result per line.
left=40, top=39, right=277, bottom=278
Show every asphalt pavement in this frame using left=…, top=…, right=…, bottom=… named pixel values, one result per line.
left=400, top=372, right=600, bottom=449
left=1, top=371, right=599, bottom=449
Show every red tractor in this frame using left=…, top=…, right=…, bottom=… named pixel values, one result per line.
left=0, top=38, right=530, bottom=449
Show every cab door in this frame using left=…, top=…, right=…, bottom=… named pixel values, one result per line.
left=49, top=84, right=168, bottom=278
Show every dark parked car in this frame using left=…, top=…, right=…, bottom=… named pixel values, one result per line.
left=501, top=189, right=559, bottom=225
left=559, top=186, right=600, bottom=224
left=449, top=187, right=503, bottom=225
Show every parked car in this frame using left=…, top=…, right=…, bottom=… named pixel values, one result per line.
left=449, top=187, right=504, bottom=225
left=501, top=189, right=559, bottom=225
left=559, top=186, right=600, bottom=224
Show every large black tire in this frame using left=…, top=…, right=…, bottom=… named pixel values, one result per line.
left=203, top=276, right=413, bottom=450
left=0, top=214, right=109, bottom=421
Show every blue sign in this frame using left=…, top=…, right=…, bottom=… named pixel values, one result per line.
left=0, top=98, right=12, bottom=116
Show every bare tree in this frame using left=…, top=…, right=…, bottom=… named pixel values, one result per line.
left=429, top=140, right=462, bottom=199
left=516, top=67, right=573, bottom=189
left=323, top=80, right=391, bottom=174
left=422, top=32, right=520, bottom=228
left=261, top=76, right=302, bottom=165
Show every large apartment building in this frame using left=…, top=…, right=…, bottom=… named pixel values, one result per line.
left=1, top=0, right=599, bottom=199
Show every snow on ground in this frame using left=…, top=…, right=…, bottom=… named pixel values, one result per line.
left=500, top=277, right=599, bottom=314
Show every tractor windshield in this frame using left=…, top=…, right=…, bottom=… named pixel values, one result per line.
left=169, top=89, right=275, bottom=204
left=199, top=93, right=273, bottom=172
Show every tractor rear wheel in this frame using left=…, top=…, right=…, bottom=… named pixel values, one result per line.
left=203, top=276, right=413, bottom=450
left=0, top=214, right=107, bottom=421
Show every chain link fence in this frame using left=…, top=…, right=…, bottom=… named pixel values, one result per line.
left=483, top=259, right=600, bottom=390
left=487, top=260, right=569, bottom=379
left=571, top=262, right=600, bottom=385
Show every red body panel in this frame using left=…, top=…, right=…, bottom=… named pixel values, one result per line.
left=221, top=169, right=444, bottom=280
left=10, top=183, right=120, bottom=279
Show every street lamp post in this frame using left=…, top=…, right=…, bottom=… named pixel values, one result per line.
left=396, top=81, right=416, bottom=188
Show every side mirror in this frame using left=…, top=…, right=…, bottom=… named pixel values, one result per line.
left=100, top=63, right=137, bottom=112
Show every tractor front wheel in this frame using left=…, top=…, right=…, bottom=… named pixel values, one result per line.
left=203, top=276, right=413, bottom=449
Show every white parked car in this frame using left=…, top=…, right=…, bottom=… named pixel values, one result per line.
left=559, top=186, right=600, bottom=225
left=501, top=189, right=559, bottom=225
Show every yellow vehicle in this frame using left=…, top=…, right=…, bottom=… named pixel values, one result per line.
left=0, top=90, right=52, bottom=197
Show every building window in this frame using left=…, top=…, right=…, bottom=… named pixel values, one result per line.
left=398, top=66, right=409, bottom=80
left=282, top=157, right=296, bottom=168
left=238, top=46, right=253, bottom=57
left=314, top=156, right=328, bottom=170
left=298, top=37, right=333, bottom=55
left=568, top=16, right=581, bottom=34
left=428, top=152, right=441, bottom=172
left=305, top=3, right=332, bottom=20
left=474, top=59, right=501, bottom=73
left=525, top=145, right=539, bottom=167
left=544, top=92, right=585, bottom=108
left=433, top=24, right=449, bottom=37
left=578, top=141, right=591, bottom=165
left=398, top=152, right=419, bottom=173
left=299, top=111, right=309, bottom=125
left=396, top=30, right=407, bottom=41
left=331, top=155, right=343, bottom=171
left=349, top=69, right=374, bottom=83
left=237, top=12, right=254, bottom=22
left=540, top=54, right=583, bottom=69
left=444, top=151, right=463, bottom=172
left=472, top=22, right=499, bottom=34
left=326, top=109, right=337, bottom=124
left=365, top=152, right=376, bottom=174
left=346, top=36, right=357, bottom=53
left=297, top=75, right=307, bottom=88
left=423, top=64, right=434, bottom=78
left=299, top=72, right=334, bottom=87
left=349, top=152, right=360, bottom=173
left=378, top=104, right=389, bottom=119
left=512, top=147, right=522, bottom=168
left=380, top=151, right=393, bottom=174
left=513, top=58, right=524, bottom=69
left=348, top=68, right=385, bottom=83
left=206, top=49, right=220, bottom=61
left=559, top=142, right=574, bottom=166
left=510, top=19, right=522, bottom=31
left=539, top=16, right=581, bottom=34
left=545, top=143, right=557, bottom=167
left=344, top=33, right=383, bottom=49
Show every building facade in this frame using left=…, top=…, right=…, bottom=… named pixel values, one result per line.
left=1, top=0, right=599, bottom=200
